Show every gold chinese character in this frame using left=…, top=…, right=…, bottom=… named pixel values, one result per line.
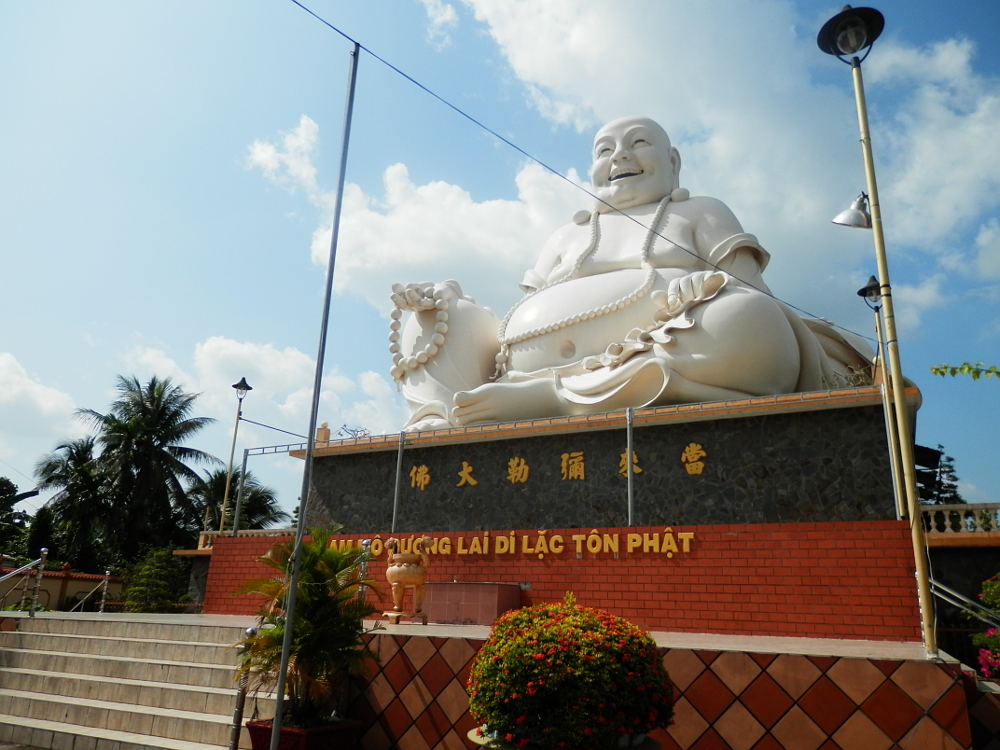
left=506, top=457, right=530, bottom=484
left=409, top=465, right=431, bottom=490
left=560, top=452, right=585, bottom=481
left=681, top=443, right=707, bottom=476
left=456, top=461, right=478, bottom=487
left=619, top=451, right=643, bottom=476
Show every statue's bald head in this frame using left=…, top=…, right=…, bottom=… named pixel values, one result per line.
left=591, top=116, right=680, bottom=212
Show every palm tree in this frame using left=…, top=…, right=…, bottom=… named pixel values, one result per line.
left=185, top=467, right=290, bottom=533
left=78, top=376, right=219, bottom=560
left=35, top=437, right=110, bottom=571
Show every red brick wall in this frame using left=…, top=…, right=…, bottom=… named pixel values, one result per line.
left=202, top=520, right=921, bottom=641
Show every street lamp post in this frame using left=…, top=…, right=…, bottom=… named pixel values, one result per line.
left=819, top=6, right=936, bottom=656
left=857, top=276, right=906, bottom=519
left=219, top=377, right=252, bottom=533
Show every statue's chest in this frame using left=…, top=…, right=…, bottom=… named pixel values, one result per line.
left=576, top=214, right=698, bottom=272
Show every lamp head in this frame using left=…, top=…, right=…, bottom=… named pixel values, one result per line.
left=833, top=193, right=872, bottom=229
left=857, top=275, right=881, bottom=309
left=817, top=6, right=884, bottom=58
left=232, top=377, right=252, bottom=400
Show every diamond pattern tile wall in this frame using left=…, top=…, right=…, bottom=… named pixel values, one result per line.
left=353, top=633, right=975, bottom=750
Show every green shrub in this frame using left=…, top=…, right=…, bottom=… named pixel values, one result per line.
left=124, top=548, right=190, bottom=613
left=467, top=593, right=673, bottom=750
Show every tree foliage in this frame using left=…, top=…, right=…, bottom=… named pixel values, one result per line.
left=123, top=547, right=191, bottom=613
left=1, top=477, right=29, bottom=553
left=920, top=445, right=963, bottom=505
left=237, top=527, right=380, bottom=727
left=931, top=362, right=999, bottom=381
left=35, top=437, right=109, bottom=571
left=185, top=467, right=290, bottom=534
left=34, top=375, right=222, bottom=571
left=77, top=375, right=218, bottom=560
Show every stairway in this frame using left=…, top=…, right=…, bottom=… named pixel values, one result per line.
left=0, top=611, right=272, bottom=750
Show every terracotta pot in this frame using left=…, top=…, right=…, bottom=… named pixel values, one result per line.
left=246, top=719, right=365, bottom=750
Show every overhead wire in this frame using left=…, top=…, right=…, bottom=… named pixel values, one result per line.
left=287, top=0, right=879, bottom=347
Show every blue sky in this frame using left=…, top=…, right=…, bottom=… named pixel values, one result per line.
left=2, top=0, right=998, bottom=516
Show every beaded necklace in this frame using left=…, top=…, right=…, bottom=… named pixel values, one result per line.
left=492, top=195, right=671, bottom=377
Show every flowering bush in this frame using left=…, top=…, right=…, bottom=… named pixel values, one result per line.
left=973, top=575, right=1000, bottom=678
left=974, top=629, right=1000, bottom=678
left=467, top=593, right=673, bottom=750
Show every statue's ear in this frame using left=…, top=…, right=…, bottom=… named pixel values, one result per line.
left=670, top=147, right=681, bottom=183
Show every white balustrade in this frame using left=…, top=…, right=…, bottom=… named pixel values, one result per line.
left=921, top=503, right=1000, bottom=534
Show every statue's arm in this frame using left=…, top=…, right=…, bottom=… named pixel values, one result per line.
left=518, top=223, right=577, bottom=293
left=686, top=197, right=772, bottom=293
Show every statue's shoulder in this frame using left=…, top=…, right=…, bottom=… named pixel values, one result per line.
left=672, top=194, right=738, bottom=219
left=671, top=194, right=745, bottom=235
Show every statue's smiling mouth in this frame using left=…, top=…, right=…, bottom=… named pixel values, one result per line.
left=609, top=168, right=644, bottom=182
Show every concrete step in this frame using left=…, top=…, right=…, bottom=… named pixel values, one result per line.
left=0, top=647, right=237, bottom=690
left=0, top=630, right=235, bottom=663
left=0, top=666, right=276, bottom=717
left=0, top=613, right=265, bottom=750
left=0, top=688, right=249, bottom=749
left=11, top=616, right=250, bottom=646
left=0, top=713, right=225, bottom=750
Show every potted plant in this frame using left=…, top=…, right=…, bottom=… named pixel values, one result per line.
left=467, top=593, right=673, bottom=750
left=237, top=526, right=380, bottom=750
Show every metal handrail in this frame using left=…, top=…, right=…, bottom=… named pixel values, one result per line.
left=930, top=577, right=1000, bottom=630
left=68, top=570, right=112, bottom=613
left=0, top=556, right=44, bottom=585
left=0, top=548, right=48, bottom=616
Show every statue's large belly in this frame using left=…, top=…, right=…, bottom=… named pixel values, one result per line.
left=504, top=269, right=685, bottom=373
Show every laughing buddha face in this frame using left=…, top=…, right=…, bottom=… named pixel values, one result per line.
left=590, top=116, right=680, bottom=212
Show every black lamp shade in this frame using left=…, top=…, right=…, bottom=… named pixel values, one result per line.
left=817, top=6, right=884, bottom=57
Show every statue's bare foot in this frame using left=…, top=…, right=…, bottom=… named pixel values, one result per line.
left=403, top=416, right=454, bottom=433
left=452, top=379, right=565, bottom=425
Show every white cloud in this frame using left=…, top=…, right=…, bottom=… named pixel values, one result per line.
left=892, top=274, right=948, bottom=332
left=121, top=339, right=405, bottom=440
left=0, top=353, right=82, bottom=497
left=0, top=353, right=78, bottom=441
left=249, top=119, right=584, bottom=315
left=419, top=0, right=459, bottom=49
left=248, top=3, right=1000, bottom=348
left=452, top=0, right=883, bottom=316
left=957, top=480, right=993, bottom=504
left=974, top=219, right=1000, bottom=280
left=866, top=39, right=1000, bottom=250
left=246, top=116, right=331, bottom=213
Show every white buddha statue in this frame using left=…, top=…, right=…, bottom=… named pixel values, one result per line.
left=388, top=116, right=871, bottom=431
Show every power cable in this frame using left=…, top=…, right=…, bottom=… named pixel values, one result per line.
left=287, top=0, right=878, bottom=346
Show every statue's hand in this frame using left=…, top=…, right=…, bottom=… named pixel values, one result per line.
left=654, top=271, right=727, bottom=318
left=390, top=282, right=444, bottom=312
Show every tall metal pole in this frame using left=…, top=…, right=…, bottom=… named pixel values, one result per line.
left=230, top=448, right=251, bottom=536
left=392, top=431, right=405, bottom=533
left=850, top=57, right=936, bottom=656
left=873, top=308, right=905, bottom=519
left=626, top=408, right=634, bottom=526
left=219, top=394, right=246, bottom=532
left=270, top=42, right=360, bottom=750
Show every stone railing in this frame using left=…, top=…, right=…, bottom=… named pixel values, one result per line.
left=197, top=527, right=296, bottom=550
left=922, top=503, right=1000, bottom=534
